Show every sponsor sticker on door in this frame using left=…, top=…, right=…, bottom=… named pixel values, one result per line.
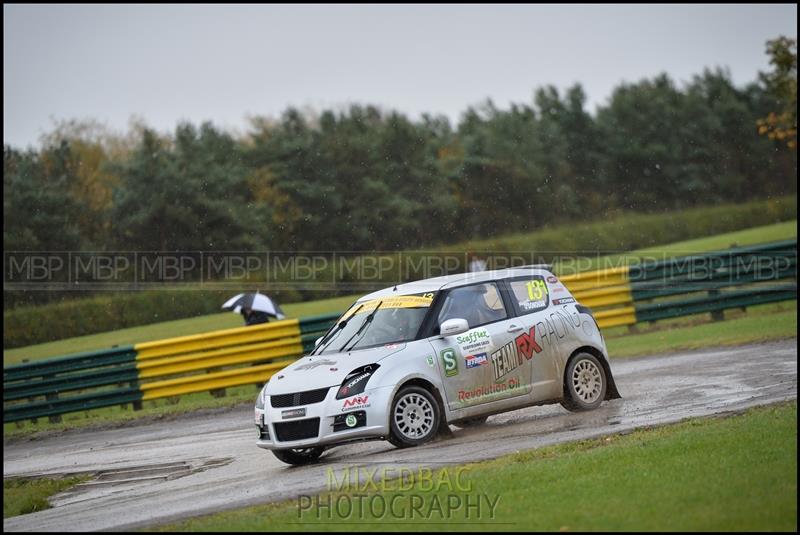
left=440, top=348, right=459, bottom=377
left=465, top=352, right=488, bottom=369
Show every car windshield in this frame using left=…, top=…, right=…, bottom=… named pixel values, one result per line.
left=314, top=292, right=437, bottom=354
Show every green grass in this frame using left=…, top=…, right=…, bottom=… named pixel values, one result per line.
left=555, top=219, right=797, bottom=272
left=3, top=294, right=358, bottom=365
left=632, top=220, right=797, bottom=258
left=4, top=475, right=89, bottom=519
left=150, top=402, right=798, bottom=531
left=605, top=302, right=798, bottom=358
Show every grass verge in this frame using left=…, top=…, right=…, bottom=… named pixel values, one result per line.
left=4, top=475, right=89, bottom=519
left=605, top=302, right=797, bottom=358
left=149, top=401, right=798, bottom=531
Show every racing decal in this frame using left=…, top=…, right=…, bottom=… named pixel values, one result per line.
left=464, top=352, right=488, bottom=369
left=526, top=279, right=548, bottom=301
left=514, top=325, right=543, bottom=360
left=341, top=293, right=435, bottom=320
left=457, top=376, right=523, bottom=404
left=510, top=276, right=550, bottom=313
left=425, top=355, right=435, bottom=368
left=440, top=348, right=459, bottom=377
left=281, top=408, right=306, bottom=419
left=338, top=372, right=371, bottom=398
left=345, top=414, right=358, bottom=427
left=342, top=395, right=370, bottom=411
left=547, top=276, right=558, bottom=284
left=295, top=358, right=338, bottom=371
left=552, top=297, right=575, bottom=305
left=455, top=327, right=491, bottom=354
left=491, top=341, right=521, bottom=381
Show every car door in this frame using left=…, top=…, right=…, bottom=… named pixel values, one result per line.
left=503, top=274, right=564, bottom=402
left=426, top=281, right=532, bottom=412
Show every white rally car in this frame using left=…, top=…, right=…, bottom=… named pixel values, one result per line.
left=255, top=266, right=620, bottom=465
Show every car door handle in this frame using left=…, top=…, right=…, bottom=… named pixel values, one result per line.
left=507, top=324, right=524, bottom=333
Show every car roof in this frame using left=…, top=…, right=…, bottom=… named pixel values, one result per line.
left=357, top=266, right=554, bottom=302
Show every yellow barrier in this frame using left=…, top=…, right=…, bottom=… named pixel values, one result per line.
left=134, top=317, right=308, bottom=401
left=140, top=362, right=289, bottom=400
left=136, top=337, right=305, bottom=378
left=595, top=306, right=637, bottom=328
left=135, top=319, right=301, bottom=360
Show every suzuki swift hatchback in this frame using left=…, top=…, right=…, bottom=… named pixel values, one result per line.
left=255, top=266, right=620, bottom=465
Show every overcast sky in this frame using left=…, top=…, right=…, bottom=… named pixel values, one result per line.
left=4, top=4, right=797, bottom=148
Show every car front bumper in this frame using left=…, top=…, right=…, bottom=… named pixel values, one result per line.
left=255, top=384, right=394, bottom=450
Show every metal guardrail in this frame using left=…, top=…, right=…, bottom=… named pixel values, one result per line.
left=3, top=240, right=796, bottom=423
left=3, top=315, right=337, bottom=422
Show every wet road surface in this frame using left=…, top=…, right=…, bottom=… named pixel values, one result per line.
left=3, top=340, right=797, bottom=532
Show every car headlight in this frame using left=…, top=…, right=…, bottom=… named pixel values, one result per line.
left=255, top=381, right=269, bottom=409
left=336, top=364, right=380, bottom=399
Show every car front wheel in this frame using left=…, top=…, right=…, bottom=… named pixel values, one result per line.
left=388, top=385, right=440, bottom=448
left=271, top=447, right=325, bottom=466
left=561, top=353, right=607, bottom=412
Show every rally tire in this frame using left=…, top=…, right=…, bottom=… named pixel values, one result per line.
left=271, top=447, right=325, bottom=466
left=561, top=352, right=607, bottom=412
left=388, top=385, right=441, bottom=448
left=451, top=416, right=489, bottom=429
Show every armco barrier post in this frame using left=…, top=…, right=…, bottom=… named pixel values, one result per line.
left=209, top=367, right=226, bottom=398
left=709, top=289, right=725, bottom=321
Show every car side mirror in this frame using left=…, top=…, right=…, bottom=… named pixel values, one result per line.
left=440, top=318, right=469, bottom=337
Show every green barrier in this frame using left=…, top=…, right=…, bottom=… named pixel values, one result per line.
left=298, top=313, right=341, bottom=334
left=4, top=387, right=143, bottom=423
left=3, top=346, right=137, bottom=383
left=4, top=364, right=139, bottom=402
left=635, top=284, right=798, bottom=323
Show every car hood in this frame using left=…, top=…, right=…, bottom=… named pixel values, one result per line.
left=265, top=343, right=407, bottom=395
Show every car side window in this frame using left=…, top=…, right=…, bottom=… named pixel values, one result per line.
left=508, top=276, right=550, bottom=315
left=437, top=282, right=508, bottom=328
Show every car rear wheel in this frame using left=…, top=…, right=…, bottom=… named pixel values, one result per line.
left=388, top=386, right=440, bottom=448
left=271, top=447, right=325, bottom=466
left=561, top=353, right=607, bottom=412
left=451, top=416, right=489, bottom=429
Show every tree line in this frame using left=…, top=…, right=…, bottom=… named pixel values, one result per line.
left=4, top=63, right=797, bottom=256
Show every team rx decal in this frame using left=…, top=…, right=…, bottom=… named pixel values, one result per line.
left=491, top=342, right=521, bottom=381
left=341, top=395, right=370, bottom=411
left=552, top=297, right=575, bottom=305
left=464, top=352, right=488, bottom=369
left=515, top=325, right=544, bottom=360
left=440, top=348, right=459, bottom=377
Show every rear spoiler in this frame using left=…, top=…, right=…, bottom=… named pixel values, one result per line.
left=517, top=264, right=553, bottom=272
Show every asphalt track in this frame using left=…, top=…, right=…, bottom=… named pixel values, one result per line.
left=4, top=339, right=797, bottom=532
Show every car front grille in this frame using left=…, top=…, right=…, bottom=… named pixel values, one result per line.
left=270, top=387, right=330, bottom=408
left=274, top=418, right=320, bottom=442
